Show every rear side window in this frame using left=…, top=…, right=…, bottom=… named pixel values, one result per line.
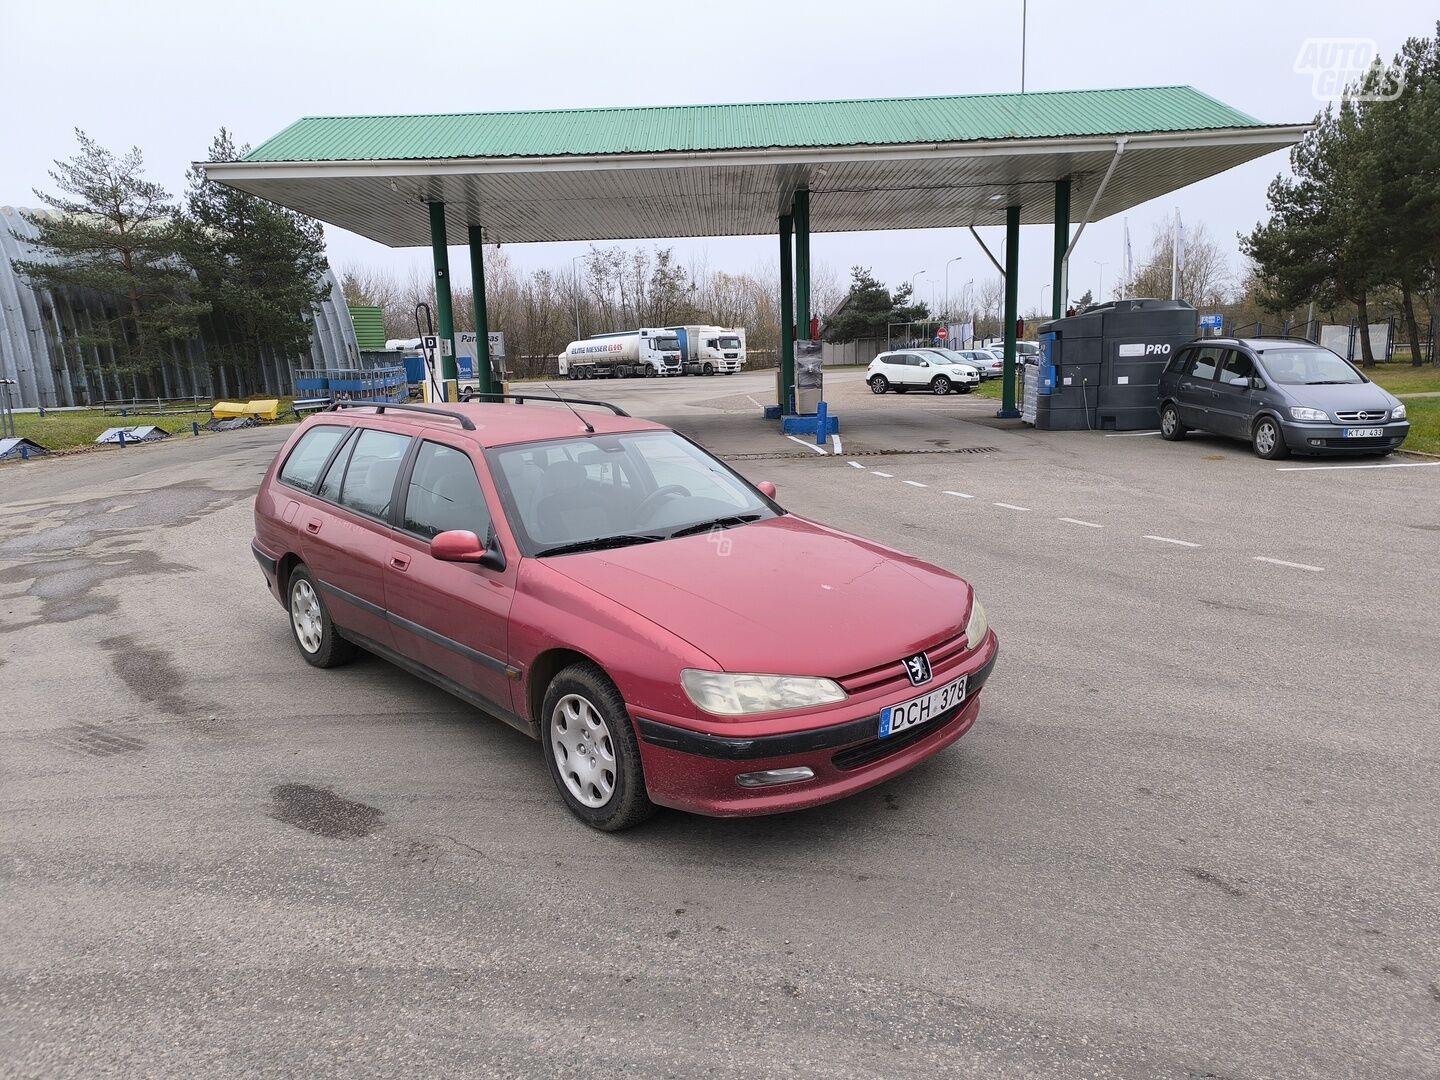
left=278, top=425, right=346, bottom=493
left=402, top=441, right=492, bottom=540
left=1190, top=347, right=1224, bottom=381
left=338, top=429, right=411, bottom=518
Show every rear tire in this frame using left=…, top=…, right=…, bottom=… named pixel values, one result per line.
left=869, top=375, right=889, bottom=395
left=930, top=376, right=952, bottom=396
left=1252, top=415, right=1290, bottom=459
left=287, top=566, right=357, bottom=669
left=541, top=662, right=656, bottom=832
left=1160, top=402, right=1187, bottom=441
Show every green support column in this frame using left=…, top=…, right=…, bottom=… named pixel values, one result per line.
left=467, top=225, right=494, bottom=400
left=998, top=203, right=1022, bottom=419
left=779, top=212, right=794, bottom=413
left=428, top=202, right=458, bottom=398
left=794, top=189, right=811, bottom=343
left=1052, top=178, right=1070, bottom=320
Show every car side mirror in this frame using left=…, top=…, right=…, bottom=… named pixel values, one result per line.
left=1250, top=377, right=1266, bottom=390
left=757, top=481, right=777, bottom=500
left=431, top=529, right=506, bottom=571
left=919, top=360, right=930, bottom=367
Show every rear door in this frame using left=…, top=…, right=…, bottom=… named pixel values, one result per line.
left=1210, top=349, right=1259, bottom=437
left=1176, top=346, right=1223, bottom=429
left=384, top=437, right=518, bottom=718
left=298, top=425, right=412, bottom=648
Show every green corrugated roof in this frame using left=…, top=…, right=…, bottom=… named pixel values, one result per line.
left=244, top=86, right=1265, bottom=163
left=347, top=305, right=386, bottom=351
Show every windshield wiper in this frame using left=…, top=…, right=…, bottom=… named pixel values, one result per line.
left=667, top=514, right=762, bottom=539
left=1304, top=380, right=1351, bottom=385
left=535, top=534, right=664, bottom=557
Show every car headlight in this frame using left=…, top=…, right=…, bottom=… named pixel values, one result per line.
left=1391, top=403, right=1406, bottom=420
left=965, top=597, right=988, bottom=648
left=1289, top=407, right=1329, bottom=422
left=680, top=670, right=846, bottom=716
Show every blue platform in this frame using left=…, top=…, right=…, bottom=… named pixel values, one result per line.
left=781, top=413, right=840, bottom=437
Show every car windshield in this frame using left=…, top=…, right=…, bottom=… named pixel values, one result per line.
left=924, top=350, right=968, bottom=365
left=488, top=430, right=777, bottom=556
left=1256, top=347, right=1365, bottom=385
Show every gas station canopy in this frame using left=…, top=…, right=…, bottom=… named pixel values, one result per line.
left=204, top=86, right=1306, bottom=248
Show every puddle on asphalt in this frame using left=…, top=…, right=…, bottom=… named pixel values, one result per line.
left=268, top=783, right=385, bottom=840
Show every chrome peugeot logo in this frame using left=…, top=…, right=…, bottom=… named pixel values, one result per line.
left=903, top=652, right=933, bottom=686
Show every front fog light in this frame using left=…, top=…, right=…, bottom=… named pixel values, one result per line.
left=965, top=596, right=988, bottom=648
left=735, top=767, right=815, bottom=788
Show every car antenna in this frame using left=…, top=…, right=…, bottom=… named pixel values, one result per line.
left=543, top=383, right=594, bottom=434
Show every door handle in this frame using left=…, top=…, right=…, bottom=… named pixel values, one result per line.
left=389, top=553, right=412, bottom=572
left=305, top=519, right=322, bottom=534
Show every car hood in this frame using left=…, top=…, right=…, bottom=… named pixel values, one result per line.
left=541, top=516, right=971, bottom=678
left=1283, top=381, right=1399, bottom=414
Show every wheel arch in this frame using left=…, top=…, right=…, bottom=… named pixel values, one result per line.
left=526, top=646, right=609, bottom=734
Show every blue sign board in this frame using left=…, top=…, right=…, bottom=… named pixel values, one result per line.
left=1199, top=314, right=1224, bottom=331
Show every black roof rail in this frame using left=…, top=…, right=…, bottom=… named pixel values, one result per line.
left=327, top=400, right=476, bottom=430
left=466, top=392, right=631, bottom=417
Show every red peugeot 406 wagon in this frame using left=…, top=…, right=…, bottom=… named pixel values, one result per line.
left=252, top=398, right=998, bottom=830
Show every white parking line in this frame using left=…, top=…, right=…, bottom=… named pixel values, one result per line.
left=785, top=435, right=829, bottom=455
left=943, top=490, right=975, bottom=499
left=1104, top=430, right=1162, bottom=437
left=831, top=435, right=843, bottom=455
left=848, top=460, right=866, bottom=469
left=746, top=395, right=763, bottom=408
left=994, top=502, right=1031, bottom=512
left=1253, top=556, right=1324, bottom=572
left=872, top=471, right=894, bottom=478
left=1143, top=535, right=1201, bottom=548
left=1059, top=517, right=1103, bottom=528
left=902, top=480, right=929, bottom=488
left=1276, top=461, right=1440, bottom=472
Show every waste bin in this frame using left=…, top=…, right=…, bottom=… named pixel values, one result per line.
left=1031, top=299, right=1198, bottom=430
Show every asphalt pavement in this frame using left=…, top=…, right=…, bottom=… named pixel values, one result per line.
left=2, top=372, right=1437, bottom=1079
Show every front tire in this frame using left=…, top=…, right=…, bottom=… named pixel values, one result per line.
left=541, top=663, right=655, bottom=832
left=869, top=375, right=889, bottom=395
left=1160, top=402, right=1187, bottom=441
left=287, top=566, right=357, bottom=669
left=1252, top=415, right=1290, bottom=459
left=702, top=362, right=714, bottom=375
left=931, top=376, right=952, bottom=396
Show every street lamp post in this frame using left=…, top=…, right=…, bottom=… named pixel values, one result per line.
left=909, top=270, right=927, bottom=343
left=1094, top=260, right=1108, bottom=303
left=1041, top=283, right=1051, bottom=314
left=571, top=253, right=585, bottom=340
left=944, top=256, right=963, bottom=325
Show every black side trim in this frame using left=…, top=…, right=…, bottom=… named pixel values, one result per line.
left=339, top=629, right=533, bottom=738
left=314, top=579, right=520, bottom=679
left=637, top=648, right=998, bottom=760
left=251, top=543, right=278, bottom=576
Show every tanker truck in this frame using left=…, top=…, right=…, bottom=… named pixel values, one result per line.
left=667, top=325, right=747, bottom=375
left=558, top=328, right=682, bottom=379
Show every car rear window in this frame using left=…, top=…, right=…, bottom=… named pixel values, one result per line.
left=278, top=425, right=347, bottom=493
left=337, top=428, right=411, bottom=518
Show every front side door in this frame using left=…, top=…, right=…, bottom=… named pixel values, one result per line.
left=384, top=438, right=518, bottom=719
left=1176, top=346, right=1223, bottom=429
left=295, top=425, right=409, bottom=648
left=1210, top=349, right=1259, bottom=437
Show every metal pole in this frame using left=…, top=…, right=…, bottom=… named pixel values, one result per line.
left=794, top=189, right=811, bottom=343
left=998, top=204, right=1022, bottom=419
left=468, top=225, right=494, bottom=400
left=1052, top=178, right=1070, bottom=320
left=1094, top=261, right=1107, bottom=302
left=571, top=253, right=584, bottom=341
left=945, top=256, right=962, bottom=326
left=428, top=202, right=458, bottom=399
left=779, top=212, right=794, bottom=412
left=1021, top=0, right=1027, bottom=93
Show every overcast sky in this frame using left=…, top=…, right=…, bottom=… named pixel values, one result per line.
left=5, top=1, right=1433, bottom=316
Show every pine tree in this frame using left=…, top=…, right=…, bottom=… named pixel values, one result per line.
left=13, top=130, right=206, bottom=393
left=185, top=129, right=331, bottom=392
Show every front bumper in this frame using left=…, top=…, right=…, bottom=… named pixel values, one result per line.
left=633, top=638, right=997, bottom=817
left=1279, top=420, right=1409, bottom=454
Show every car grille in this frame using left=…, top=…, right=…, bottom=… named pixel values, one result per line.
left=1334, top=410, right=1388, bottom=423
left=831, top=701, right=968, bottom=771
left=838, top=629, right=970, bottom=697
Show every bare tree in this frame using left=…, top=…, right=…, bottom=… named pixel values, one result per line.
left=1130, top=221, right=1231, bottom=307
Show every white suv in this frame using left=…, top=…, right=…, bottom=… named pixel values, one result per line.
left=866, top=350, right=979, bottom=396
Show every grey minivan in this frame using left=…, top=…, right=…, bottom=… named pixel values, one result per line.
left=1156, top=338, right=1410, bottom=459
